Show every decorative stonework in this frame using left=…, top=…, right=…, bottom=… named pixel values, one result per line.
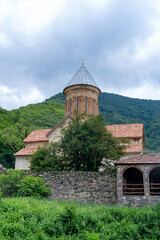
left=63, top=84, right=100, bottom=116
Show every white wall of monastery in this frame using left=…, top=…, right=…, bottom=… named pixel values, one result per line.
left=48, top=117, right=71, bottom=143
left=15, top=156, right=31, bottom=170
left=25, top=142, right=48, bottom=148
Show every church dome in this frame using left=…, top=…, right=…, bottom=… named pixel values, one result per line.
left=64, top=62, right=100, bottom=91
left=63, top=62, right=101, bottom=117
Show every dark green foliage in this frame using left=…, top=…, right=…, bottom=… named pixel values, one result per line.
left=18, top=176, right=51, bottom=197
left=0, top=169, right=26, bottom=197
left=59, top=114, right=124, bottom=171
left=46, top=92, right=66, bottom=102
left=0, top=189, right=2, bottom=200
left=99, top=92, right=160, bottom=153
left=56, top=204, right=83, bottom=236
left=0, top=198, right=160, bottom=239
left=30, top=143, right=63, bottom=171
left=0, top=99, right=65, bottom=168
left=0, top=119, right=37, bottom=168
left=0, top=169, right=51, bottom=198
left=0, top=144, right=15, bottom=168
left=30, top=115, right=124, bottom=171
left=1, top=91, right=160, bottom=168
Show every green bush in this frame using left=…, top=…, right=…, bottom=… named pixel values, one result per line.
left=0, top=169, right=51, bottom=198
left=0, top=188, right=2, bottom=200
left=85, top=232, right=100, bottom=240
left=0, top=199, right=160, bottom=239
left=0, top=169, right=26, bottom=196
left=18, top=175, right=51, bottom=197
left=56, top=204, right=84, bottom=235
left=30, top=143, right=63, bottom=171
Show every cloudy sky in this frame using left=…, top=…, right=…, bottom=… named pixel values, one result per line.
left=1, top=0, right=160, bottom=110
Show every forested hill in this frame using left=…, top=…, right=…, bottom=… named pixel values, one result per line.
left=47, top=92, right=160, bottom=153
left=0, top=91, right=160, bottom=168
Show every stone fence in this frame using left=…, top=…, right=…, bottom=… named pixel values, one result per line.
left=28, top=171, right=117, bottom=205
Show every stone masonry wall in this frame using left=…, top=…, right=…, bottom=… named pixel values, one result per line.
left=117, top=164, right=160, bottom=207
left=28, top=171, right=117, bottom=205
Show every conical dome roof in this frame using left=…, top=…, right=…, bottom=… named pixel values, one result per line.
left=64, top=62, right=100, bottom=90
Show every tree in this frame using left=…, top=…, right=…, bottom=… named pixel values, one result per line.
left=59, top=114, right=125, bottom=171
left=0, top=119, right=36, bottom=168
left=30, top=143, right=63, bottom=171
left=31, top=114, right=125, bottom=171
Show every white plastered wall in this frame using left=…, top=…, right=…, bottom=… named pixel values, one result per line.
left=15, top=156, right=31, bottom=170
left=48, top=117, right=72, bottom=143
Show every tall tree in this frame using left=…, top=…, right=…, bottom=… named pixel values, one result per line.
left=59, top=114, right=125, bottom=171
left=31, top=115, right=125, bottom=171
left=0, top=119, right=36, bottom=168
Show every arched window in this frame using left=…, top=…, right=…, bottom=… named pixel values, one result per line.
left=70, top=100, right=72, bottom=114
left=123, top=167, right=144, bottom=195
left=149, top=167, right=160, bottom=195
left=77, top=99, right=79, bottom=112
left=92, top=101, right=94, bottom=115
left=85, top=99, right=87, bottom=115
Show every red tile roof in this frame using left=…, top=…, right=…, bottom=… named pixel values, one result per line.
left=106, top=123, right=144, bottom=138
left=23, top=129, right=52, bottom=143
left=13, top=148, right=37, bottom=156
left=125, top=144, right=143, bottom=154
left=115, top=154, right=160, bottom=165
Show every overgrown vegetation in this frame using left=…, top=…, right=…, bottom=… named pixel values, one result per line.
left=0, top=198, right=160, bottom=239
left=1, top=91, right=160, bottom=168
left=0, top=169, right=50, bottom=198
left=0, top=98, right=65, bottom=168
left=30, top=115, right=125, bottom=171
left=30, top=143, right=63, bottom=171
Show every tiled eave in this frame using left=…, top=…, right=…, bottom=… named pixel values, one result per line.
left=23, top=140, right=49, bottom=143
left=23, top=129, right=52, bottom=143
left=106, top=123, right=144, bottom=138
left=124, top=144, right=143, bottom=154
left=13, top=148, right=37, bottom=156
left=115, top=153, right=160, bottom=165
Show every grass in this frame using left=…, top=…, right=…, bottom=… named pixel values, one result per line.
left=0, top=197, right=160, bottom=239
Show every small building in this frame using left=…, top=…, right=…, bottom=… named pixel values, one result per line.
left=14, top=62, right=145, bottom=170
left=116, top=154, right=160, bottom=206
left=106, top=123, right=145, bottom=155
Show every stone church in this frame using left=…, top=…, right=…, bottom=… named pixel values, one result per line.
left=14, top=62, right=145, bottom=170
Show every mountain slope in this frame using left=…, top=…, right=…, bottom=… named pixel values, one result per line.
left=47, top=92, right=160, bottom=152
left=0, top=91, right=160, bottom=169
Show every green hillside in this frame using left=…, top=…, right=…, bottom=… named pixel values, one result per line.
left=0, top=91, right=160, bottom=168
left=48, top=92, right=160, bottom=153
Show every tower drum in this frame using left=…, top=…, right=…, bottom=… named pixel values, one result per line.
left=63, top=62, right=101, bottom=117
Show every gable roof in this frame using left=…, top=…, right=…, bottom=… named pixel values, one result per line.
left=14, top=148, right=37, bottom=156
left=106, top=123, right=144, bottom=138
left=23, top=129, right=52, bottom=143
left=47, top=114, right=73, bottom=137
left=115, top=154, right=160, bottom=165
left=125, top=144, right=143, bottom=154
left=64, top=62, right=100, bottom=90
left=22, top=114, right=73, bottom=144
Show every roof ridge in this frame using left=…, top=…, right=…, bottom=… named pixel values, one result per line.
left=106, top=123, right=143, bottom=127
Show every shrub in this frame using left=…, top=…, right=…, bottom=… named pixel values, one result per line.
left=18, top=175, right=51, bottom=197
left=0, top=169, right=26, bottom=196
left=56, top=204, right=84, bottom=236
left=0, top=188, right=2, bottom=200
left=30, top=143, right=63, bottom=171
left=86, top=232, right=100, bottom=240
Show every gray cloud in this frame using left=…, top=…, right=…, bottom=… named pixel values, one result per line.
left=0, top=0, right=160, bottom=109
